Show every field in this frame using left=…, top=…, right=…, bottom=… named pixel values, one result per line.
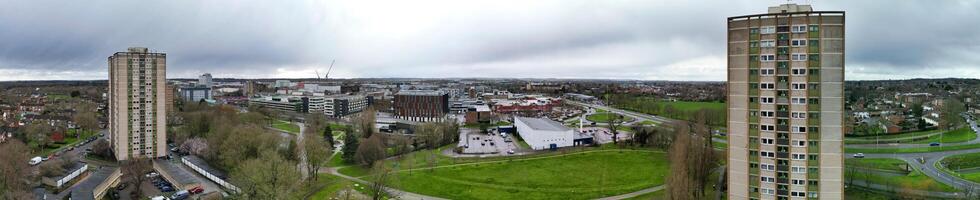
left=611, top=97, right=725, bottom=126
left=586, top=113, right=632, bottom=123
left=387, top=150, right=669, bottom=200
left=271, top=120, right=300, bottom=134
left=912, top=127, right=976, bottom=144
left=846, top=158, right=909, bottom=172
left=940, top=152, right=980, bottom=183
left=846, top=165, right=958, bottom=192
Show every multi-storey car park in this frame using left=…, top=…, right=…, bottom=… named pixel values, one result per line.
left=727, top=4, right=845, bottom=200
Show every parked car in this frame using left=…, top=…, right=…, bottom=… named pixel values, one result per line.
left=170, top=190, right=189, bottom=200
left=189, top=186, right=204, bottom=194
left=146, top=172, right=159, bottom=178
left=29, top=157, right=43, bottom=165
left=852, top=153, right=865, bottom=158
left=150, top=196, right=169, bottom=200
left=160, top=186, right=174, bottom=192
left=507, top=149, right=515, bottom=154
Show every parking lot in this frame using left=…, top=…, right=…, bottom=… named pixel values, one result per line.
left=458, top=128, right=521, bottom=155
left=579, top=127, right=632, bottom=144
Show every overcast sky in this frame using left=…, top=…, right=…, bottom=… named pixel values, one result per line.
left=1, top=0, right=978, bottom=81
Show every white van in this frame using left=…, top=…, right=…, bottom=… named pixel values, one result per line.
left=29, top=157, right=43, bottom=165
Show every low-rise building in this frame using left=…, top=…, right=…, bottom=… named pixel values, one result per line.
left=514, top=117, right=573, bottom=150
left=249, top=96, right=305, bottom=113
left=41, top=162, right=88, bottom=188
left=464, top=104, right=491, bottom=124
left=70, top=166, right=121, bottom=200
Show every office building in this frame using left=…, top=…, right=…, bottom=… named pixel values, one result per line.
left=249, top=96, right=305, bottom=113
left=179, top=87, right=212, bottom=102
left=324, top=95, right=369, bottom=118
left=108, top=47, right=168, bottom=160
left=727, top=4, right=844, bottom=199
left=198, top=73, right=212, bottom=87
left=393, top=90, right=449, bottom=121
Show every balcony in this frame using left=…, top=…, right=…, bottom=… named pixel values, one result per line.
left=750, top=47, right=760, bottom=54
left=750, top=75, right=760, bottom=82
left=808, top=145, right=820, bottom=154
left=808, top=118, right=820, bottom=126
left=808, top=105, right=819, bottom=112
left=777, top=125, right=790, bottom=132
left=808, top=73, right=821, bottom=81
left=750, top=142, right=760, bottom=150
left=808, top=132, right=820, bottom=139
left=777, top=111, right=789, bottom=118
left=777, top=139, right=789, bottom=145
left=750, top=129, right=760, bottom=137
left=808, top=89, right=821, bottom=97
left=749, top=88, right=760, bottom=96
left=809, top=159, right=820, bottom=166
left=777, top=152, right=789, bottom=159
left=750, top=115, right=760, bottom=122
left=750, top=33, right=760, bottom=40
left=750, top=60, right=760, bottom=68
left=808, top=31, right=819, bottom=38
left=750, top=102, right=760, bottom=110
left=809, top=44, right=820, bottom=53
left=776, top=97, right=789, bottom=104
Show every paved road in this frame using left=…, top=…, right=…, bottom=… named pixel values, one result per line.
left=567, top=101, right=675, bottom=125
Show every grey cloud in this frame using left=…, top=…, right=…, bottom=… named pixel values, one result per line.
left=0, top=0, right=979, bottom=80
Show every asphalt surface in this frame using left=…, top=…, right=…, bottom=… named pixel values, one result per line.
left=566, top=101, right=675, bottom=125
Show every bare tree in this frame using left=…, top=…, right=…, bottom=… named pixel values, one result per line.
left=90, top=138, right=112, bottom=160
left=121, top=158, right=152, bottom=198
left=368, top=160, right=394, bottom=200
left=608, top=114, right=623, bottom=144
left=357, top=107, right=377, bottom=139
left=666, top=121, right=717, bottom=199
left=0, top=139, right=35, bottom=199
left=303, top=131, right=331, bottom=182
left=354, top=134, right=386, bottom=166
left=73, top=102, right=99, bottom=139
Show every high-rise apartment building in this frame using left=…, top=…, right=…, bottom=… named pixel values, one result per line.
left=108, top=47, right=168, bottom=160
left=727, top=4, right=844, bottom=200
left=198, top=73, right=213, bottom=87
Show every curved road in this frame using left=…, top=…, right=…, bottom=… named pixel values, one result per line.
left=574, top=100, right=980, bottom=197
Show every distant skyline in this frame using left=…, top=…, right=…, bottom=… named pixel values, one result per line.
left=1, top=0, right=979, bottom=81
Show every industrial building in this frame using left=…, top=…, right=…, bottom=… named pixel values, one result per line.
left=513, top=117, right=573, bottom=150
left=108, top=47, right=168, bottom=160
left=324, top=95, right=370, bottom=118
left=727, top=4, right=844, bottom=199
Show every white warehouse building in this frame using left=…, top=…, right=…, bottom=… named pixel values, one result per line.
left=514, top=117, right=573, bottom=150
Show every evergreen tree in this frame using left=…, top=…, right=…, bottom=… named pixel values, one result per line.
left=341, top=125, right=359, bottom=163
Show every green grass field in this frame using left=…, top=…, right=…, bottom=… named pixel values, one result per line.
left=941, top=152, right=980, bottom=170
left=846, top=166, right=959, bottom=192
left=845, top=142, right=980, bottom=154
left=912, top=127, right=976, bottom=144
left=586, top=113, right=632, bottom=123
left=611, top=98, right=725, bottom=126
left=848, top=129, right=942, bottom=140
left=939, top=152, right=980, bottom=183
left=271, top=120, right=300, bottom=134
left=846, top=158, right=909, bottom=172
left=389, top=150, right=669, bottom=200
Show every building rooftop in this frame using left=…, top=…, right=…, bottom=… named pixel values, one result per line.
left=70, top=166, right=118, bottom=200
left=183, top=155, right=228, bottom=179
left=516, top=117, right=571, bottom=132
left=154, top=159, right=200, bottom=187
left=397, top=90, right=446, bottom=96
left=768, top=4, right=812, bottom=13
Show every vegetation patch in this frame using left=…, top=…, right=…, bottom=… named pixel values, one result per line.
left=390, top=151, right=669, bottom=200
left=271, top=120, right=300, bottom=134
left=912, top=127, right=976, bottom=144
left=845, top=142, right=980, bottom=154
left=846, top=158, right=909, bottom=172
left=586, top=113, right=632, bottom=123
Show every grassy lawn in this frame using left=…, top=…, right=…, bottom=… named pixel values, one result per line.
left=960, top=172, right=980, bottom=184
left=390, top=150, right=669, bottom=200
left=844, top=187, right=899, bottom=200
left=712, top=141, right=728, bottom=150
left=941, top=152, right=980, bottom=170
left=846, top=166, right=959, bottom=192
left=845, top=142, right=980, bottom=154
left=847, top=129, right=942, bottom=141
left=912, top=127, right=976, bottom=144
left=610, top=97, right=725, bottom=126
left=846, top=158, right=909, bottom=172
left=586, top=113, right=632, bottom=123
left=271, top=120, right=300, bottom=134
left=636, top=120, right=659, bottom=126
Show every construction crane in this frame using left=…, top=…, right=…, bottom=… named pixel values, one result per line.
left=324, top=59, right=335, bottom=80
